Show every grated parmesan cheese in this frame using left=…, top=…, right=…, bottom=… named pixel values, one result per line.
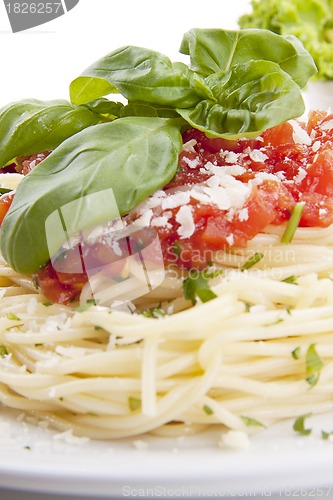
left=238, top=207, right=249, bottom=222
left=151, top=215, right=172, bottom=228
left=226, top=234, right=234, bottom=246
left=182, top=156, right=201, bottom=169
left=248, top=150, right=268, bottom=163
left=320, top=119, right=333, bottom=131
left=251, top=172, right=279, bottom=185
left=312, top=140, right=321, bottom=152
left=161, top=191, right=190, bottom=210
left=293, top=167, right=307, bottom=184
left=182, top=139, right=197, bottom=153
left=218, top=430, right=250, bottom=450
left=133, top=439, right=149, bottom=450
left=290, top=120, right=312, bottom=145
left=176, top=205, right=195, bottom=238
left=222, top=151, right=239, bottom=164
left=53, top=429, right=90, bottom=445
left=0, top=173, right=24, bottom=190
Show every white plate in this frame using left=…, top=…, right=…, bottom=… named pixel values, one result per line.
left=1, top=1, right=333, bottom=497
left=0, top=405, right=333, bottom=497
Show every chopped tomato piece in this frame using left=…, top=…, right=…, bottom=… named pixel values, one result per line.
left=261, top=122, right=295, bottom=147
left=299, top=148, right=333, bottom=197
left=34, top=262, right=85, bottom=305
left=0, top=193, right=14, bottom=227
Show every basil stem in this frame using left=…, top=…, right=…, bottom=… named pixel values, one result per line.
left=281, top=202, right=306, bottom=244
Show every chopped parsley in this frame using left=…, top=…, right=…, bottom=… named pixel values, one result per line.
left=293, top=413, right=312, bottom=436
left=203, top=405, right=214, bottom=415
left=74, top=299, right=98, bottom=313
left=240, top=415, right=266, bottom=428
left=281, top=202, right=306, bottom=244
left=182, top=269, right=222, bottom=306
left=291, top=347, right=301, bottom=360
left=322, top=430, right=333, bottom=440
left=282, top=275, right=298, bottom=284
left=0, top=345, right=8, bottom=357
left=241, top=252, right=264, bottom=271
left=305, top=344, right=324, bottom=387
left=140, top=303, right=166, bottom=319
left=6, top=313, right=21, bottom=321
left=42, top=301, right=53, bottom=307
left=129, top=397, right=141, bottom=412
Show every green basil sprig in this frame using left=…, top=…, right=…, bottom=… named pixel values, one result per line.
left=177, top=60, right=305, bottom=138
left=70, top=46, right=200, bottom=108
left=0, top=99, right=102, bottom=166
left=0, top=28, right=318, bottom=274
left=1, top=117, right=182, bottom=274
left=69, top=29, right=316, bottom=139
left=179, top=28, right=316, bottom=88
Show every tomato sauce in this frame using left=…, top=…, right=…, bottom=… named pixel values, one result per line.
left=3, top=112, right=333, bottom=303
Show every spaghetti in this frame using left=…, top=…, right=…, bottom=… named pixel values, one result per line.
left=1, top=114, right=333, bottom=440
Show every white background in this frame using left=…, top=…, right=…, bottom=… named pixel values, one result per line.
left=0, top=0, right=251, bottom=106
left=1, top=2, right=332, bottom=499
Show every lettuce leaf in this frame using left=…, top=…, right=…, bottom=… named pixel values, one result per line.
left=239, top=0, right=333, bottom=80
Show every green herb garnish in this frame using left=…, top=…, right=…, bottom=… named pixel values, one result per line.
left=74, top=299, right=97, bottom=313
left=182, top=270, right=222, bottom=305
left=0, top=345, right=8, bottom=357
left=281, top=202, right=306, bottom=244
left=241, top=252, right=264, bottom=272
left=292, top=347, right=301, bottom=360
left=322, top=430, right=333, bottom=440
left=282, top=275, right=298, bottom=284
left=6, top=313, right=21, bottom=321
left=293, top=413, right=312, bottom=435
left=203, top=405, right=214, bottom=415
left=140, top=304, right=166, bottom=319
left=305, top=344, right=324, bottom=387
left=0, top=28, right=316, bottom=275
left=241, top=415, right=266, bottom=428
left=129, top=397, right=141, bottom=412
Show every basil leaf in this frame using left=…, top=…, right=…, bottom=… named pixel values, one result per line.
left=182, top=271, right=218, bottom=305
left=70, top=46, right=200, bottom=108
left=180, top=28, right=317, bottom=87
left=120, top=102, right=179, bottom=119
left=0, top=99, right=101, bottom=167
left=177, top=60, right=305, bottom=139
left=1, top=117, right=182, bottom=274
left=83, top=98, right=125, bottom=118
